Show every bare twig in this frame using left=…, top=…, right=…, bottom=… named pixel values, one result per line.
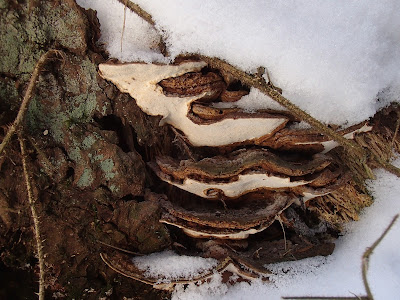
left=282, top=297, right=368, bottom=300
left=19, top=134, right=45, bottom=300
left=197, top=56, right=400, bottom=178
left=282, top=214, right=399, bottom=300
left=0, top=50, right=61, bottom=157
left=277, top=216, right=287, bottom=251
left=116, top=0, right=168, bottom=56
left=121, top=0, right=128, bottom=53
left=199, top=57, right=366, bottom=157
left=170, top=126, right=196, bottom=161
left=116, top=0, right=155, bottom=26
left=96, top=240, right=143, bottom=256
left=362, top=214, right=399, bottom=300
left=390, top=110, right=400, bottom=153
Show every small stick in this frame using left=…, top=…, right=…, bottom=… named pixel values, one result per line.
left=19, top=134, right=45, bottom=300
left=170, top=126, right=196, bottom=161
left=390, top=116, right=400, bottom=151
left=282, top=214, right=399, bottom=300
left=96, top=240, right=143, bottom=256
left=116, top=0, right=155, bottom=26
left=282, top=297, right=368, bottom=300
left=115, top=0, right=168, bottom=56
left=198, top=55, right=400, bottom=178
left=362, top=214, right=399, bottom=300
left=0, top=50, right=61, bottom=157
left=121, top=0, right=128, bottom=53
left=277, top=216, right=287, bottom=251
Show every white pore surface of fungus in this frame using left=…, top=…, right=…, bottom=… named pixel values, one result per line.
left=99, top=62, right=287, bottom=147
left=167, top=173, right=311, bottom=199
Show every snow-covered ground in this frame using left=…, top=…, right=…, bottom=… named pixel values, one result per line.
left=77, top=1, right=400, bottom=298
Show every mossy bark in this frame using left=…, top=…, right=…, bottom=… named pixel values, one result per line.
left=0, top=1, right=171, bottom=299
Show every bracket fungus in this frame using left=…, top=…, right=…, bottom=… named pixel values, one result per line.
left=98, top=61, right=290, bottom=147
left=149, top=149, right=343, bottom=201
left=98, top=59, right=375, bottom=289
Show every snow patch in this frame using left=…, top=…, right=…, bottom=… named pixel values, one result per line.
left=132, top=250, right=218, bottom=282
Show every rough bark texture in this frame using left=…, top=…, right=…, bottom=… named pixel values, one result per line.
left=0, top=1, right=170, bottom=298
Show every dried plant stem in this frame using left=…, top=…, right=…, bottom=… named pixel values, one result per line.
left=282, top=214, right=399, bottom=300
left=391, top=114, right=400, bottom=150
left=19, top=134, right=45, bottom=300
left=116, top=0, right=168, bottom=56
left=200, top=56, right=365, bottom=156
left=282, top=297, right=368, bottom=300
left=277, top=216, right=287, bottom=251
left=121, top=0, right=128, bottom=52
left=362, top=214, right=399, bottom=300
left=199, top=56, right=400, bottom=178
left=116, top=0, right=155, bottom=26
left=0, top=50, right=60, bottom=157
left=97, top=240, right=143, bottom=256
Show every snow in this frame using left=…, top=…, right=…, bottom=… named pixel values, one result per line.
left=77, top=0, right=400, bottom=126
left=132, top=250, right=218, bottom=282
left=77, top=0, right=166, bottom=63
left=171, top=166, right=400, bottom=300
left=75, top=0, right=400, bottom=298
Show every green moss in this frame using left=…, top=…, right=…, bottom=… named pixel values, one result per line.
left=0, top=0, right=8, bottom=9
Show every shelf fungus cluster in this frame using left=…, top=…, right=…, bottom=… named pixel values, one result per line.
left=99, top=59, right=372, bottom=289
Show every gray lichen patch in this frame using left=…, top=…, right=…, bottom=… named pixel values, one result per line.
left=76, top=168, right=95, bottom=188
left=99, top=158, right=116, bottom=180
left=24, top=49, right=145, bottom=197
left=26, top=54, right=102, bottom=143
left=0, top=0, right=88, bottom=77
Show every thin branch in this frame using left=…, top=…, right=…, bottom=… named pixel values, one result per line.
left=198, top=56, right=400, bottom=178
left=19, top=134, right=45, bottom=300
left=116, top=0, right=155, bottom=26
left=0, top=50, right=62, bottom=157
left=281, top=292, right=367, bottom=299
left=115, top=0, right=168, bottom=56
left=96, top=240, right=143, bottom=256
left=390, top=118, right=400, bottom=150
left=121, top=0, right=128, bottom=53
left=282, top=214, right=399, bottom=300
left=199, top=56, right=365, bottom=157
left=282, top=297, right=368, bottom=300
left=362, top=214, right=399, bottom=300
left=277, top=216, right=287, bottom=251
